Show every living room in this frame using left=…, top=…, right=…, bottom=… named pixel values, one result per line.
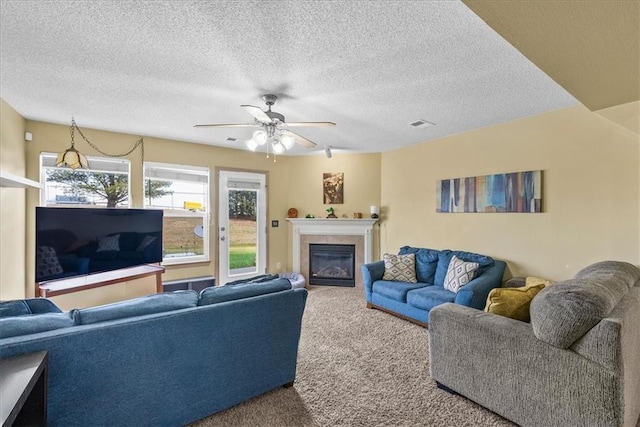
left=1, top=1, right=639, bottom=426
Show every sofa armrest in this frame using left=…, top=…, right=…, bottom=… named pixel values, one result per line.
left=361, top=261, right=385, bottom=301
left=454, top=260, right=506, bottom=309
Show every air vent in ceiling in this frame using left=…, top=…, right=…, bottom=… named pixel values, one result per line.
left=226, top=137, right=237, bottom=141
left=409, top=119, right=435, bottom=129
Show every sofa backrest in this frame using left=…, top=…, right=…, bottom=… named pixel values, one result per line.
left=398, top=246, right=495, bottom=286
left=530, top=260, right=640, bottom=349
left=72, top=290, right=199, bottom=325
left=199, top=278, right=291, bottom=305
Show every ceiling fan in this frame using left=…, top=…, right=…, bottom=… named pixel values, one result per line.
left=194, top=94, right=336, bottom=154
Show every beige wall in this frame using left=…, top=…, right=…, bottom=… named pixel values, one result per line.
left=286, top=153, right=382, bottom=262
left=381, top=104, right=640, bottom=281
left=0, top=99, right=28, bottom=300
left=4, top=99, right=638, bottom=304
left=11, top=118, right=380, bottom=307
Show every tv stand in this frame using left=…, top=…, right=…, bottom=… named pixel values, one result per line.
left=37, top=264, right=165, bottom=298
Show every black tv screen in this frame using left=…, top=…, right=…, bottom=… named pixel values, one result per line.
left=36, top=207, right=163, bottom=283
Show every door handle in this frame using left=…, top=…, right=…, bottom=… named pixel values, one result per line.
left=220, top=236, right=225, bottom=241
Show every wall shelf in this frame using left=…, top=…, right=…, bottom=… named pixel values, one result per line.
left=0, top=171, right=42, bottom=189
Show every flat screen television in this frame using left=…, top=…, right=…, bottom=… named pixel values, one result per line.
left=35, top=207, right=163, bottom=283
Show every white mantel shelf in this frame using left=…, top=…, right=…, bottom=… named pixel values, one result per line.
left=287, top=218, right=377, bottom=274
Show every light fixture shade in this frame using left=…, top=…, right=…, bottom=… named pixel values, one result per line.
left=272, top=141, right=285, bottom=155
left=280, top=134, right=295, bottom=150
left=324, top=146, right=332, bottom=158
left=56, top=147, right=89, bottom=169
left=245, top=138, right=258, bottom=151
left=370, top=205, right=379, bottom=215
left=253, top=130, right=267, bottom=145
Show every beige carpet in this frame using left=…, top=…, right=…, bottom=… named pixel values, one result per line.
left=192, top=285, right=515, bottom=427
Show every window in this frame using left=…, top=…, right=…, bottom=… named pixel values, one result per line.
left=144, top=162, right=210, bottom=265
left=40, top=153, right=130, bottom=207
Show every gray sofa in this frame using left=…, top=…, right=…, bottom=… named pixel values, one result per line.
left=429, top=260, right=640, bottom=427
left=0, top=278, right=307, bottom=426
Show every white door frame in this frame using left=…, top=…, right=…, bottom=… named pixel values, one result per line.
left=217, top=169, right=267, bottom=285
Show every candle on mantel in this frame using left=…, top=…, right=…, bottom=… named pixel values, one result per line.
left=370, top=205, right=379, bottom=219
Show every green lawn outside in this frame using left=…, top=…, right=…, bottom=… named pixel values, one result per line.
left=229, top=245, right=256, bottom=269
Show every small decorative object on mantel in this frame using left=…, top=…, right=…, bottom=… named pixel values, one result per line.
left=326, top=207, right=337, bottom=218
left=370, top=206, right=379, bottom=219
left=305, top=213, right=315, bottom=218
left=287, top=208, right=298, bottom=218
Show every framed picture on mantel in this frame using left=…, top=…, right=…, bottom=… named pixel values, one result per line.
left=323, top=172, right=344, bottom=204
left=436, top=170, right=542, bottom=213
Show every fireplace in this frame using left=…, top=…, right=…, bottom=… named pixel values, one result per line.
left=309, top=243, right=356, bottom=287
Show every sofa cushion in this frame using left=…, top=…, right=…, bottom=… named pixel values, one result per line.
left=485, top=283, right=546, bottom=322
left=0, top=298, right=63, bottom=318
left=443, top=255, right=480, bottom=293
left=382, top=253, right=417, bottom=283
left=406, top=286, right=455, bottom=311
left=372, top=280, right=426, bottom=302
left=530, top=268, right=633, bottom=348
left=199, top=278, right=291, bottom=306
left=398, top=246, right=439, bottom=283
left=73, top=291, right=199, bottom=325
left=0, top=300, right=31, bottom=317
left=574, top=260, right=640, bottom=290
left=435, top=250, right=494, bottom=287
left=0, top=312, right=74, bottom=338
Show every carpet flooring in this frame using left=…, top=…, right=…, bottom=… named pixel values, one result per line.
left=191, top=285, right=516, bottom=426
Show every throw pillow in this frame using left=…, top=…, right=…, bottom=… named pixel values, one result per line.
left=97, top=234, right=120, bottom=252
left=382, top=253, right=417, bottom=283
left=525, top=276, right=552, bottom=287
left=136, top=235, right=156, bottom=251
left=443, top=255, right=479, bottom=293
left=36, top=246, right=64, bottom=278
left=485, top=283, right=546, bottom=322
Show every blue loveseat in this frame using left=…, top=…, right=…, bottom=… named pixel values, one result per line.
left=0, top=278, right=307, bottom=426
left=362, top=247, right=506, bottom=326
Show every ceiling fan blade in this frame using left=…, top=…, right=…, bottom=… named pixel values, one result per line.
left=282, top=121, right=336, bottom=127
left=193, top=123, right=256, bottom=128
left=282, top=130, right=317, bottom=149
left=241, top=105, right=272, bottom=123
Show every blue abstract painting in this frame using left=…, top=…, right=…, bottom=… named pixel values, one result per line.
left=436, top=170, right=542, bottom=213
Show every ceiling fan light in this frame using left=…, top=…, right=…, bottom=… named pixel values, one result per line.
left=245, top=139, right=258, bottom=151
left=272, top=140, right=285, bottom=155
left=253, top=130, right=267, bottom=145
left=280, top=134, right=295, bottom=150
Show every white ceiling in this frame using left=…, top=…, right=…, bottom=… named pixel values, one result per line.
left=0, top=0, right=578, bottom=156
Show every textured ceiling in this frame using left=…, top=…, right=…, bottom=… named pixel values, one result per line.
left=464, top=0, right=640, bottom=112
left=0, top=1, right=578, bottom=156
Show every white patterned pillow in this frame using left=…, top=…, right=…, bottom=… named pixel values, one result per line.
left=97, top=234, right=120, bottom=252
left=443, top=255, right=479, bottom=293
left=382, top=253, right=417, bottom=283
left=36, top=246, right=64, bottom=278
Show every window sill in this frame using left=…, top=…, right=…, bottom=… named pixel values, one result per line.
left=162, top=256, right=210, bottom=267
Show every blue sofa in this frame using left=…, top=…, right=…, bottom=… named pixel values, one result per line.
left=362, top=247, right=506, bottom=326
left=0, top=278, right=307, bottom=426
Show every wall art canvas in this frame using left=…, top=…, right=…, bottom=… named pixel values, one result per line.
left=436, top=170, right=542, bottom=213
left=323, top=172, right=344, bottom=204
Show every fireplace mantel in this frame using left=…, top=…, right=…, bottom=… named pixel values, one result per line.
left=286, top=218, right=377, bottom=277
